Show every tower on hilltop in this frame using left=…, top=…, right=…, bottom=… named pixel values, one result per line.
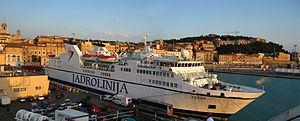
left=1, top=23, right=8, bottom=34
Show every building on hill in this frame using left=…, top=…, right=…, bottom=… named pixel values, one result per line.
left=0, top=23, right=27, bottom=43
left=3, top=44, right=24, bottom=66
left=35, top=35, right=67, bottom=44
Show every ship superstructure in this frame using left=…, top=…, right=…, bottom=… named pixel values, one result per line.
left=46, top=34, right=265, bottom=118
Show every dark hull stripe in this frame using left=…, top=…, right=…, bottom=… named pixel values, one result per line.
left=174, top=108, right=232, bottom=119
left=46, top=67, right=257, bottom=100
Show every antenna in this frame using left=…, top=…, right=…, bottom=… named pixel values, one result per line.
left=144, top=32, right=147, bottom=46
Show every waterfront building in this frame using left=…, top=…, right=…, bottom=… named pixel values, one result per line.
left=153, top=49, right=182, bottom=58
left=218, top=54, right=233, bottom=64
left=195, top=50, right=214, bottom=64
left=0, top=65, right=49, bottom=100
left=218, top=54, right=262, bottom=65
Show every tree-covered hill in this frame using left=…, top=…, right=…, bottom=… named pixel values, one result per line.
left=162, top=34, right=255, bottom=43
left=216, top=42, right=288, bottom=54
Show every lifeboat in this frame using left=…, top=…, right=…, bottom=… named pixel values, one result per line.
left=82, top=53, right=97, bottom=61
left=97, top=54, right=116, bottom=62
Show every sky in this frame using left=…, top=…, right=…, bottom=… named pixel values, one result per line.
left=0, top=0, right=299, bottom=51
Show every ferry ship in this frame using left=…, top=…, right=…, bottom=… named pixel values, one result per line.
left=45, top=34, right=265, bottom=119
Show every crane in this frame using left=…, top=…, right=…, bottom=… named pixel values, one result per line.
left=224, top=31, right=240, bottom=36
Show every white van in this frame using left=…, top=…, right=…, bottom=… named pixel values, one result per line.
left=0, top=96, right=11, bottom=106
left=103, top=95, right=113, bottom=101
left=112, top=95, right=132, bottom=106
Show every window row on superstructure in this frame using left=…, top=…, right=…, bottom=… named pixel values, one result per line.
left=137, top=69, right=175, bottom=78
left=100, top=72, right=111, bottom=77
left=83, top=69, right=95, bottom=74
left=121, top=67, right=131, bottom=72
left=148, top=79, right=179, bottom=88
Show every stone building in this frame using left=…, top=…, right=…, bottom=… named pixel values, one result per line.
left=195, top=50, right=214, bottom=63
left=3, top=44, right=24, bottom=66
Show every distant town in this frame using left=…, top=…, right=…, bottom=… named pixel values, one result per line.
left=0, top=22, right=299, bottom=69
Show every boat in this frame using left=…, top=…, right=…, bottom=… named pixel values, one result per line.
left=82, top=51, right=97, bottom=61
left=45, top=33, right=265, bottom=119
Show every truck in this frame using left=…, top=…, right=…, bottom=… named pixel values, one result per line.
left=55, top=109, right=89, bottom=121
left=112, top=94, right=132, bottom=106
left=0, top=96, right=11, bottom=106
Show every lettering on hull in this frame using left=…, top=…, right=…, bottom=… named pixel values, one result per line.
left=72, top=74, right=128, bottom=94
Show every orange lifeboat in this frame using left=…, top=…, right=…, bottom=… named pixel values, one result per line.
left=97, top=54, right=116, bottom=62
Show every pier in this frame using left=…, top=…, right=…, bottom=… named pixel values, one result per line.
left=206, top=68, right=300, bottom=80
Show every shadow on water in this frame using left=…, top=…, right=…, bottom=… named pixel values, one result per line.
left=213, top=72, right=300, bottom=121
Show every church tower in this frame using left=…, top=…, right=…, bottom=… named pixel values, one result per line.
left=1, top=23, right=8, bottom=34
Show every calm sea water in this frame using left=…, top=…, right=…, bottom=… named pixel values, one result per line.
left=214, top=73, right=300, bottom=121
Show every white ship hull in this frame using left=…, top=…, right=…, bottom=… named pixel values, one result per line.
left=46, top=44, right=264, bottom=119
left=46, top=66, right=257, bottom=118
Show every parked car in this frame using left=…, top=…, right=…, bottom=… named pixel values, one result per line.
left=45, top=94, right=53, bottom=100
left=30, top=102, right=39, bottom=112
left=89, top=105, right=101, bottom=113
left=26, top=96, right=35, bottom=102
left=46, top=104, right=58, bottom=111
left=41, top=101, right=50, bottom=108
left=48, top=113, right=55, bottom=120
left=103, top=95, right=113, bottom=101
left=60, top=99, right=72, bottom=107
left=17, top=97, right=27, bottom=103
left=51, top=87, right=60, bottom=91
left=56, top=94, right=64, bottom=99
left=35, top=95, right=45, bottom=101
left=33, top=109, right=46, bottom=115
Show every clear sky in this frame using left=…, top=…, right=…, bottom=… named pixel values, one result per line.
left=0, top=0, right=299, bottom=51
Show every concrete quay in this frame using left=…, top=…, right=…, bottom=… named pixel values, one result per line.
left=206, top=68, right=300, bottom=80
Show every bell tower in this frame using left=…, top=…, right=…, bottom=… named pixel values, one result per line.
left=1, top=23, right=8, bottom=34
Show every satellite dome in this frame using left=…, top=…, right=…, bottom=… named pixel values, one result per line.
left=181, top=49, right=189, bottom=59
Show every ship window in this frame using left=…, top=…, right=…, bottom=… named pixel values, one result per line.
left=170, top=83, right=174, bottom=87
left=166, top=82, right=169, bottom=87
left=152, top=80, right=155, bottom=84
left=208, top=105, right=216, bottom=109
left=174, top=83, right=178, bottom=88
left=137, top=70, right=139, bottom=73
left=171, top=74, right=174, bottom=78
left=149, top=79, right=151, bottom=83
left=153, top=71, right=155, bottom=75
left=221, top=93, right=225, bottom=97
left=155, top=80, right=159, bottom=85
left=163, top=72, right=166, bottom=77
left=207, top=92, right=210, bottom=96
left=159, top=72, right=162, bottom=76
left=162, top=81, right=166, bottom=86
left=142, top=70, right=145, bottom=74
left=121, top=68, right=123, bottom=71
left=159, top=81, right=162, bottom=85
left=166, top=73, right=170, bottom=77
left=149, top=71, right=152, bottom=75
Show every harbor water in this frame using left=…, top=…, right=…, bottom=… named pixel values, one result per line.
left=214, top=73, right=300, bottom=121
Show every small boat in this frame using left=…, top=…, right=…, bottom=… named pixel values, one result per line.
left=97, top=54, right=116, bottom=62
